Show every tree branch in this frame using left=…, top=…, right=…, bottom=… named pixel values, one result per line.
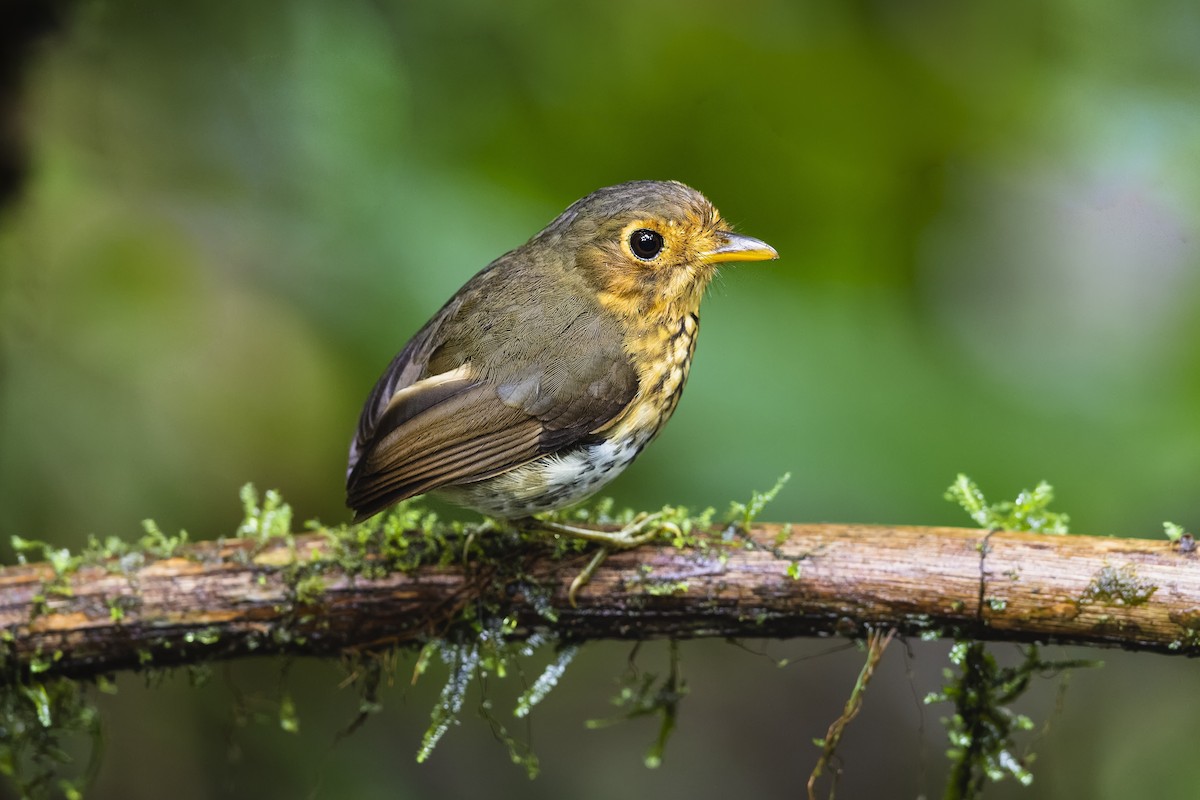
left=3, top=523, right=1198, bottom=683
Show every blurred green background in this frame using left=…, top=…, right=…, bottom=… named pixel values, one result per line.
left=2, top=0, right=1199, bottom=797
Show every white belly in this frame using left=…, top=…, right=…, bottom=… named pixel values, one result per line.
left=434, top=434, right=648, bottom=519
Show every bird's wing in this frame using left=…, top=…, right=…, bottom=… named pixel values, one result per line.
left=346, top=297, right=465, bottom=477
left=345, top=299, right=638, bottom=521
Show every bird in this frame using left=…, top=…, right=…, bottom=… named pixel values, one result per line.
left=346, top=180, right=777, bottom=553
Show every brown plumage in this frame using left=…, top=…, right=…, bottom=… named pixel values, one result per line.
left=346, top=180, right=777, bottom=523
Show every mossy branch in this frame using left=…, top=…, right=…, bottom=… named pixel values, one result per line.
left=3, top=520, right=1200, bottom=682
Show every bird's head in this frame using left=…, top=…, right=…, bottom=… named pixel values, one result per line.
left=537, top=180, right=778, bottom=322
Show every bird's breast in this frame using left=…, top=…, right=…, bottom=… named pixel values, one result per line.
left=607, top=312, right=700, bottom=442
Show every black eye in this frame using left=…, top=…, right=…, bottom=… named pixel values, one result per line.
left=629, top=228, right=664, bottom=261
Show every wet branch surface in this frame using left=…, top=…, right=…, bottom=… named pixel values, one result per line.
left=3, top=523, right=1199, bottom=682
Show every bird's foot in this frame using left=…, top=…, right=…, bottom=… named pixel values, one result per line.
left=535, top=512, right=679, bottom=606
left=538, top=510, right=676, bottom=548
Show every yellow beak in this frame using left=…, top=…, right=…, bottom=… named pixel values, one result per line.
left=702, top=231, right=779, bottom=264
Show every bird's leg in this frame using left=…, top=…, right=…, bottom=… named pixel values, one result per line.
left=568, top=546, right=610, bottom=606
left=530, top=512, right=680, bottom=606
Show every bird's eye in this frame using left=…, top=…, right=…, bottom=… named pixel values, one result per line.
left=628, top=228, right=665, bottom=261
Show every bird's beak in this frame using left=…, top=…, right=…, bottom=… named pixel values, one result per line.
left=701, top=231, right=779, bottom=264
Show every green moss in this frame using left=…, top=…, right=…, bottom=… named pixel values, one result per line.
left=945, top=474, right=1070, bottom=534
left=9, top=538, right=81, bottom=605
left=293, top=574, right=327, bottom=605
left=238, top=485, right=293, bottom=543
left=727, top=473, right=791, bottom=531
left=1080, top=564, right=1157, bottom=607
left=183, top=628, right=221, bottom=646
left=514, top=645, right=579, bottom=719
left=321, top=498, right=461, bottom=579
left=1163, top=521, right=1195, bottom=553
left=106, top=595, right=139, bottom=623
left=936, top=475, right=1098, bottom=798
left=136, top=519, right=190, bottom=560
left=27, top=650, right=62, bottom=676
left=278, top=692, right=300, bottom=734
left=1163, top=521, right=1187, bottom=542
left=585, top=640, right=686, bottom=769
left=642, top=580, right=690, bottom=596
left=0, top=676, right=101, bottom=800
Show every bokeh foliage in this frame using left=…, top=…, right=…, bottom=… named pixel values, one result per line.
left=1, top=1, right=1198, bottom=798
